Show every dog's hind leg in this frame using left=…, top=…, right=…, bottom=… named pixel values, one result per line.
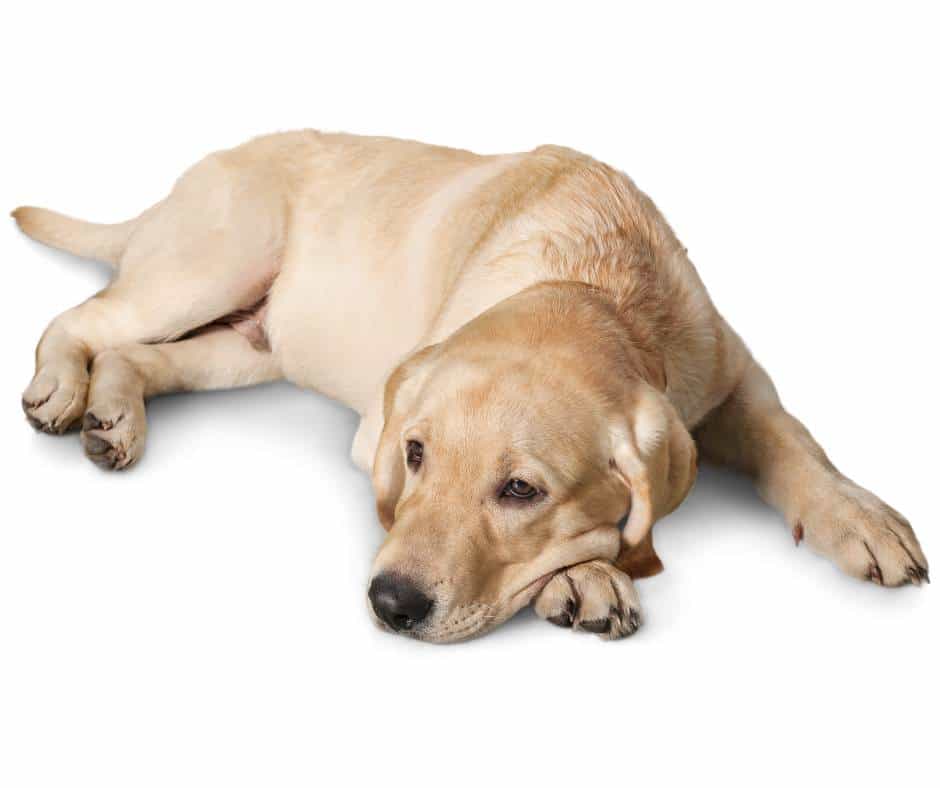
left=694, top=358, right=928, bottom=586
left=18, top=152, right=287, bottom=434
left=21, top=240, right=274, bottom=434
left=81, top=328, right=281, bottom=469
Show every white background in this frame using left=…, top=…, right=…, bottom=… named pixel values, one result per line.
left=1, top=2, right=937, bottom=786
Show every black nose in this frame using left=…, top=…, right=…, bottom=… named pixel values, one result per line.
left=368, top=573, right=434, bottom=631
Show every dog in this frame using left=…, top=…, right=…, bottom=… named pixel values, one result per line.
left=14, top=131, right=928, bottom=642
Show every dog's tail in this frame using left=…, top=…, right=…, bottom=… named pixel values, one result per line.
left=11, top=206, right=139, bottom=266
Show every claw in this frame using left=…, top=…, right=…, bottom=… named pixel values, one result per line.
left=907, top=567, right=922, bottom=586
left=868, top=564, right=883, bottom=585
left=627, top=608, right=640, bottom=632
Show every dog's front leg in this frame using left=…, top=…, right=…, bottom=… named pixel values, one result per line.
left=695, top=360, right=928, bottom=585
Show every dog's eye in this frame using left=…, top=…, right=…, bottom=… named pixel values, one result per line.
left=501, top=479, right=539, bottom=500
left=406, top=440, right=424, bottom=471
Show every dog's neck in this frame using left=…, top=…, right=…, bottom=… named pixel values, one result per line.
left=420, top=198, right=696, bottom=397
left=447, top=280, right=669, bottom=391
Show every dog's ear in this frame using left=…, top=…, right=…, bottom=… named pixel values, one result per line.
left=610, top=381, right=697, bottom=554
left=616, top=532, right=665, bottom=579
left=372, top=344, right=440, bottom=531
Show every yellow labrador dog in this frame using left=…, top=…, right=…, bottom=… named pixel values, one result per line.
left=14, top=132, right=928, bottom=642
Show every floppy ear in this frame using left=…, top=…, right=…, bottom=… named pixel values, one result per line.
left=616, top=532, right=665, bottom=579
left=610, top=381, right=697, bottom=554
left=372, top=345, right=439, bottom=531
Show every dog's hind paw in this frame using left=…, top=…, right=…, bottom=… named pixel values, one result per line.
left=22, top=366, right=88, bottom=434
left=534, top=560, right=642, bottom=640
left=80, top=396, right=146, bottom=470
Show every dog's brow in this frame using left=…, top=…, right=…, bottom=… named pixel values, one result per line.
left=401, top=418, right=430, bottom=440
left=501, top=451, right=556, bottom=488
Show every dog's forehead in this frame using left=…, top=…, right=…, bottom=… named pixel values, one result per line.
left=412, top=355, right=606, bottom=463
left=422, top=356, right=579, bottom=420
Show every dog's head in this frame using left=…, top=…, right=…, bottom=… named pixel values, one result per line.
left=367, top=284, right=696, bottom=641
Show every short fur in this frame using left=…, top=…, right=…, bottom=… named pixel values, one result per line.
left=14, top=131, right=928, bottom=642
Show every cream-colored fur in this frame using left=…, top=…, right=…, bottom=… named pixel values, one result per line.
left=14, top=131, right=928, bottom=642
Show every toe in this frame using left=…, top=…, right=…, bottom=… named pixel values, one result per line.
left=868, top=527, right=926, bottom=587
left=22, top=374, right=58, bottom=413
left=546, top=597, right=575, bottom=628
left=533, top=575, right=577, bottom=625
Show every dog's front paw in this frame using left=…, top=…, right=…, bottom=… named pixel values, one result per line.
left=794, top=478, right=928, bottom=587
left=22, top=366, right=88, bottom=434
left=534, top=560, right=641, bottom=640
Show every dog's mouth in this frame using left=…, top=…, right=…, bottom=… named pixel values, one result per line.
left=370, top=568, right=561, bottom=644
left=438, top=571, right=558, bottom=642
left=512, top=570, right=556, bottom=604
